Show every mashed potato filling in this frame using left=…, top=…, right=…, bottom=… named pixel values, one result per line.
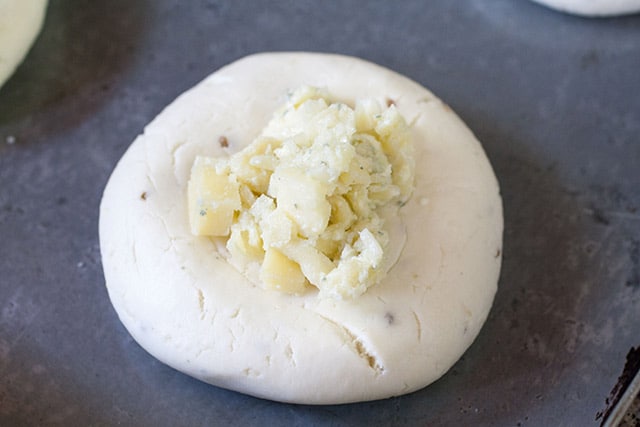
left=188, top=86, right=414, bottom=299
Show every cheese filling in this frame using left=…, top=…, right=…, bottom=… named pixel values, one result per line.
left=188, top=86, right=414, bottom=299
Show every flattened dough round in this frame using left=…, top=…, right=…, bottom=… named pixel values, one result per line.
left=530, top=0, right=640, bottom=16
left=0, top=0, right=47, bottom=88
left=100, top=52, right=503, bottom=404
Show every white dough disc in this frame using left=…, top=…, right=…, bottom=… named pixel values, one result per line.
left=99, top=52, right=503, bottom=404
left=530, top=0, right=640, bottom=16
left=0, top=0, right=48, bottom=89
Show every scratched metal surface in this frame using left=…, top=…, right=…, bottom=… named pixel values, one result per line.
left=1, top=1, right=639, bottom=425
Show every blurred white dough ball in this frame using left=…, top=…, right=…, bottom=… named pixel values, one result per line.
left=530, top=0, right=640, bottom=16
left=0, top=0, right=48, bottom=89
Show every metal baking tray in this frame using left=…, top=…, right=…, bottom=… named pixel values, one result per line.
left=1, top=1, right=639, bottom=425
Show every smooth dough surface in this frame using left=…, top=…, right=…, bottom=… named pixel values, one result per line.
left=530, top=0, right=640, bottom=16
left=100, top=52, right=503, bottom=404
left=0, top=0, right=47, bottom=89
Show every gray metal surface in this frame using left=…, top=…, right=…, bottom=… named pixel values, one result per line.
left=1, top=1, right=639, bottom=425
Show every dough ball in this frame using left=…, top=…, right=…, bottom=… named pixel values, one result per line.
left=99, top=52, right=503, bottom=404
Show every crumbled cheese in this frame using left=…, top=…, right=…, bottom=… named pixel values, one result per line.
left=188, top=86, right=414, bottom=299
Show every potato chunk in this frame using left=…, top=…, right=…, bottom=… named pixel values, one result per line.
left=260, top=248, right=308, bottom=294
left=268, top=167, right=331, bottom=239
left=188, top=157, right=241, bottom=236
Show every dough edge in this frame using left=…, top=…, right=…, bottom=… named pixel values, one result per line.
left=99, top=52, right=503, bottom=404
left=530, top=0, right=640, bottom=16
left=0, top=0, right=48, bottom=88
